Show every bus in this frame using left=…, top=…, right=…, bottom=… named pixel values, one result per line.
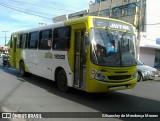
left=9, top=16, right=137, bottom=92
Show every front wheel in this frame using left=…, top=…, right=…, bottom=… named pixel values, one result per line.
left=20, top=61, right=27, bottom=77
left=57, top=70, right=68, bottom=92
left=137, top=72, right=143, bottom=82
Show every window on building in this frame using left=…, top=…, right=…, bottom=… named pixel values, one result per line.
left=155, top=50, right=160, bottom=67
left=124, top=7, right=136, bottom=16
left=39, top=29, right=52, bottom=50
left=100, top=9, right=110, bottom=17
left=53, top=26, right=71, bottom=50
left=112, top=8, right=122, bottom=18
left=95, top=0, right=105, bottom=3
left=28, top=32, right=38, bottom=49
left=91, top=12, right=98, bottom=16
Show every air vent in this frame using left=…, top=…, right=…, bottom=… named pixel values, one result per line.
left=108, top=75, right=131, bottom=80
left=115, top=71, right=127, bottom=73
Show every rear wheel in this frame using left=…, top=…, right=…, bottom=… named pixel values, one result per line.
left=57, top=70, right=68, bottom=92
left=20, top=61, right=27, bottom=77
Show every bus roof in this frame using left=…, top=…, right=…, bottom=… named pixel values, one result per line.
left=11, top=16, right=134, bottom=35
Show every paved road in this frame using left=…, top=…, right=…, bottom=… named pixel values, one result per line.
left=0, top=59, right=160, bottom=121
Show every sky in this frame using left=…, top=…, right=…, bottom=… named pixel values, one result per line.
left=0, top=0, right=90, bottom=46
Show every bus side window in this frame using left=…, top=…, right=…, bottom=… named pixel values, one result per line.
left=22, top=34, right=28, bottom=49
left=17, top=34, right=27, bottom=49
left=39, top=29, right=52, bottom=50
left=28, top=32, right=38, bottom=49
left=53, top=26, right=71, bottom=50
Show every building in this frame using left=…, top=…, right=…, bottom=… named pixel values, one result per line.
left=89, top=0, right=160, bottom=68
left=52, top=10, right=88, bottom=23
left=52, top=0, right=160, bottom=67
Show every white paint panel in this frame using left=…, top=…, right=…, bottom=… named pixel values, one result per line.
left=23, top=50, right=73, bottom=87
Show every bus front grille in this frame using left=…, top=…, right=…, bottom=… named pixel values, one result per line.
left=108, top=75, right=131, bottom=80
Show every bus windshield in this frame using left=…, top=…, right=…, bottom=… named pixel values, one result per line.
left=90, top=28, right=137, bottom=67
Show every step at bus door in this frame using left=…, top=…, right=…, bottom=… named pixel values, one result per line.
left=74, top=31, right=87, bottom=88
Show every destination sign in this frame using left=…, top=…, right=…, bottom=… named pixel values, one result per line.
left=93, top=18, right=133, bottom=33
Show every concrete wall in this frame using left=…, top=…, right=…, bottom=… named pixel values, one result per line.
left=89, top=2, right=101, bottom=13
left=120, top=16, right=136, bottom=25
left=111, top=0, right=123, bottom=7
left=89, top=0, right=138, bottom=26
left=139, top=47, right=155, bottom=67
left=100, top=0, right=112, bottom=10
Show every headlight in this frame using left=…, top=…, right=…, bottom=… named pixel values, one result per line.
left=142, top=70, right=148, bottom=76
left=146, top=70, right=151, bottom=75
left=90, top=68, right=108, bottom=82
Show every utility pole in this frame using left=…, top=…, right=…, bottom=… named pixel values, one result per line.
left=98, top=0, right=101, bottom=16
left=137, top=0, right=142, bottom=59
left=109, top=0, right=113, bottom=17
left=2, top=31, right=9, bottom=46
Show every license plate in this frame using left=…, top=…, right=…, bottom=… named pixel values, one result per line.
left=108, top=86, right=126, bottom=90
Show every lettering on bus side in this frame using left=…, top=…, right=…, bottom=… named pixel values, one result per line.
left=54, top=54, right=65, bottom=59
left=44, top=52, right=53, bottom=59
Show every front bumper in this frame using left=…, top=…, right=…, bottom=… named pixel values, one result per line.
left=148, top=71, right=159, bottom=80
left=87, top=77, right=137, bottom=93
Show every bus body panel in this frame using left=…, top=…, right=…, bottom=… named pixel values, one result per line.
left=10, top=16, right=137, bottom=93
left=87, top=64, right=137, bottom=92
left=20, top=49, right=74, bottom=87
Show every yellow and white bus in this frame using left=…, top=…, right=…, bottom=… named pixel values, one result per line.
left=10, top=16, right=137, bottom=92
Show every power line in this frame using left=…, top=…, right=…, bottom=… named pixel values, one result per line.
left=0, top=2, right=56, bottom=17
left=0, top=0, right=89, bottom=21
left=8, top=0, right=73, bottom=14
left=8, top=0, right=80, bottom=15
left=0, top=3, right=53, bottom=19
left=42, top=0, right=86, bottom=11
left=0, top=0, right=79, bottom=19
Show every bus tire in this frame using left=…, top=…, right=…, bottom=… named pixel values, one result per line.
left=57, top=69, right=68, bottom=92
left=20, top=61, right=26, bottom=77
left=137, top=72, right=142, bottom=82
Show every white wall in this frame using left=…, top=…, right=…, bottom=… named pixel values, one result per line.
left=146, top=0, right=160, bottom=41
